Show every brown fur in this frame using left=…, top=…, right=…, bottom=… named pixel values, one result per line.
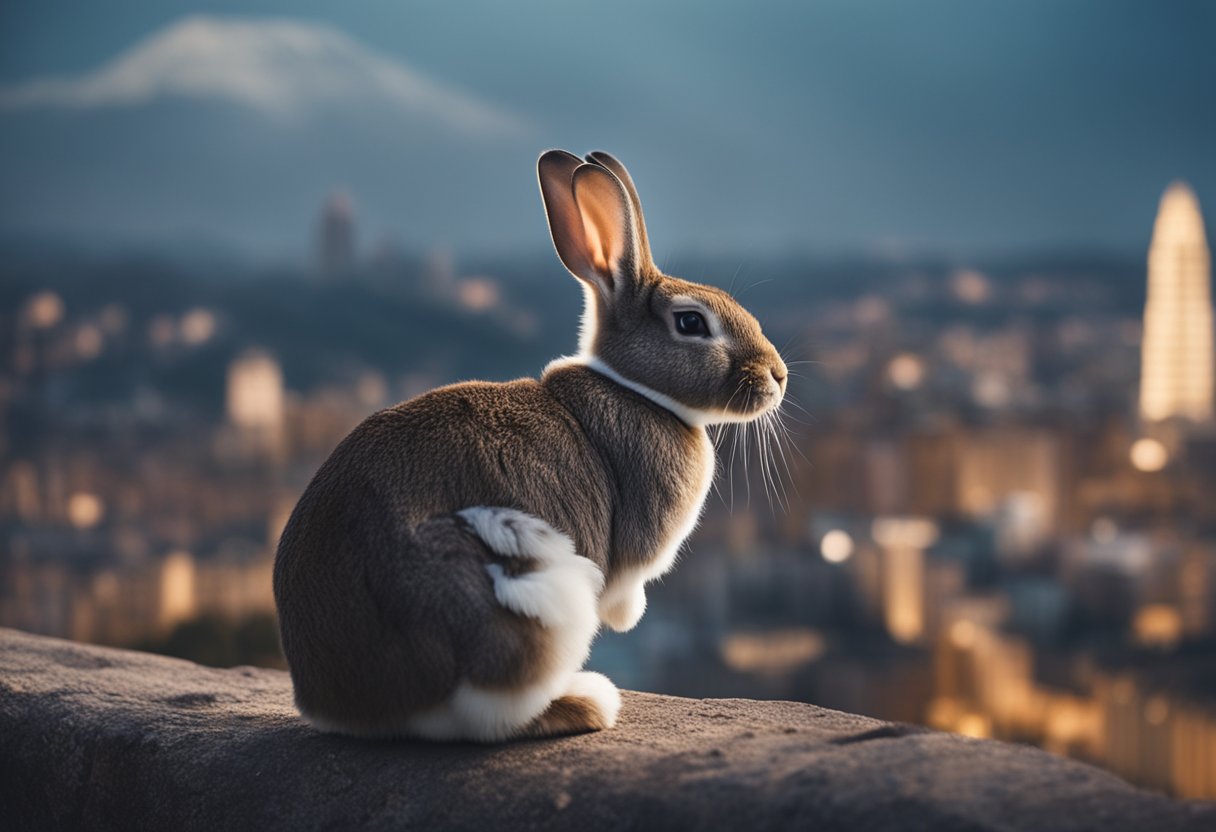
left=273, top=150, right=785, bottom=739
left=521, top=694, right=614, bottom=739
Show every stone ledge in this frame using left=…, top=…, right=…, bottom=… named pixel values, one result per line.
left=1, top=628, right=1212, bottom=832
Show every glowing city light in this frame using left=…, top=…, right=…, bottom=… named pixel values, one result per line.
left=180, top=308, right=217, bottom=345
left=873, top=517, right=939, bottom=645
left=887, top=354, right=925, bottom=391
left=950, top=269, right=992, bottom=304
left=1129, top=438, right=1168, bottom=472
left=159, top=550, right=197, bottom=631
left=949, top=620, right=977, bottom=649
left=820, top=529, right=855, bottom=563
left=853, top=295, right=890, bottom=326
left=971, top=371, right=1012, bottom=409
left=872, top=517, right=940, bottom=550
left=67, top=492, right=105, bottom=529
left=956, top=713, right=991, bottom=739
left=1144, top=695, right=1170, bottom=727
left=75, top=324, right=104, bottom=359
left=1133, top=604, right=1183, bottom=649
left=1139, top=182, right=1213, bottom=423
left=227, top=350, right=285, bottom=430
left=457, top=278, right=500, bottom=312
left=24, top=291, right=64, bottom=329
left=720, top=629, right=826, bottom=674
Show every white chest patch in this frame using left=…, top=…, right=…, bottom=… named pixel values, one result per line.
left=597, top=430, right=715, bottom=632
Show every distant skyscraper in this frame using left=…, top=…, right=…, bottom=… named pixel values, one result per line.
left=1139, top=182, right=1213, bottom=424
left=317, top=190, right=356, bottom=277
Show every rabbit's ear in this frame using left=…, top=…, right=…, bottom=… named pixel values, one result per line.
left=585, top=151, right=653, bottom=271
left=538, top=149, right=641, bottom=297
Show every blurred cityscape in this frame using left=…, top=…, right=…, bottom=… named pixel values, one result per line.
left=2, top=182, right=1214, bottom=800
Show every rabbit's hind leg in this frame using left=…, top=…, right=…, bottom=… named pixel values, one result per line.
left=406, top=507, right=610, bottom=742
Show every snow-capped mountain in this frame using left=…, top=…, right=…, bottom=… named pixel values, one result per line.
left=0, top=15, right=525, bottom=135
left=0, top=16, right=544, bottom=253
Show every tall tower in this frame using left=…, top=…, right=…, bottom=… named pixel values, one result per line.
left=317, top=190, right=356, bottom=277
left=1139, top=182, right=1213, bottom=425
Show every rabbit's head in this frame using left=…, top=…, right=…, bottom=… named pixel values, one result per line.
left=539, top=150, right=786, bottom=426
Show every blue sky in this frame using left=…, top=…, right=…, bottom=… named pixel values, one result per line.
left=1, top=1, right=1213, bottom=258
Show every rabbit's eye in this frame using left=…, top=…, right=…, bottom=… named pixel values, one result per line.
left=674, top=311, right=710, bottom=337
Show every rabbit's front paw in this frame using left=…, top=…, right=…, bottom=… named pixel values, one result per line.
left=598, top=578, right=647, bottom=633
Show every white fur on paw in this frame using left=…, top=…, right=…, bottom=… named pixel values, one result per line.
left=598, top=574, right=647, bottom=633
left=566, top=671, right=621, bottom=729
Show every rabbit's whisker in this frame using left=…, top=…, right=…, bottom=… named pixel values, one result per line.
left=756, top=412, right=775, bottom=512
left=779, top=395, right=815, bottom=425
left=757, top=413, right=775, bottom=513
left=726, top=260, right=750, bottom=299
left=712, top=379, right=749, bottom=509
left=735, top=277, right=773, bottom=301
left=727, top=428, right=735, bottom=512
left=776, top=409, right=811, bottom=467
left=714, top=380, right=747, bottom=453
left=769, top=409, right=800, bottom=505
left=767, top=417, right=786, bottom=513
left=740, top=420, right=749, bottom=508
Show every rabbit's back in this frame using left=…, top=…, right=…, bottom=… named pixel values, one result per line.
left=279, top=376, right=615, bottom=567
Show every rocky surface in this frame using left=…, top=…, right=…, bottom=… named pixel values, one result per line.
left=1, top=628, right=1213, bottom=831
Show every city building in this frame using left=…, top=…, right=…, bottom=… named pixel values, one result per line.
left=317, top=190, right=356, bottom=277
left=223, top=350, right=286, bottom=462
left=1139, top=182, right=1213, bottom=426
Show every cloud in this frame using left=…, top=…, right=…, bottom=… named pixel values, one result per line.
left=0, top=15, right=526, bottom=136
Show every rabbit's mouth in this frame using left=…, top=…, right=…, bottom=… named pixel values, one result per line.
left=718, top=366, right=786, bottom=422
left=742, top=382, right=784, bottom=417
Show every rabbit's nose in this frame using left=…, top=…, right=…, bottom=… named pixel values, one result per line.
left=770, top=364, right=787, bottom=384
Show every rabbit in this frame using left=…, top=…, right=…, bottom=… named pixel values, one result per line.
left=273, top=149, right=787, bottom=742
